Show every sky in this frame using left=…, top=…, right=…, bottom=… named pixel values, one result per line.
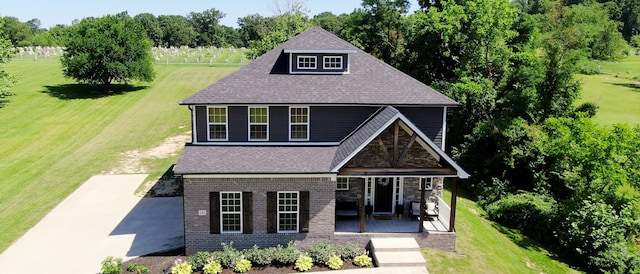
left=0, top=0, right=418, bottom=29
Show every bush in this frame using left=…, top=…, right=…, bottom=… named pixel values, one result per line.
left=294, top=255, right=313, bottom=272
left=188, top=251, right=212, bottom=271
left=233, top=259, right=252, bottom=273
left=212, top=242, right=242, bottom=268
left=335, top=243, right=366, bottom=260
left=126, top=263, right=149, bottom=274
left=485, top=192, right=556, bottom=241
left=243, top=245, right=272, bottom=266
left=326, top=255, right=343, bottom=270
left=308, top=241, right=334, bottom=264
left=271, top=242, right=301, bottom=265
left=353, top=254, right=372, bottom=267
left=579, top=60, right=602, bottom=75
left=202, top=261, right=223, bottom=274
left=101, top=256, right=122, bottom=274
left=575, top=102, right=599, bottom=118
left=171, top=262, right=193, bottom=274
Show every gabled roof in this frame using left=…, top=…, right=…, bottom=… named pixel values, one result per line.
left=331, top=106, right=470, bottom=179
left=181, top=27, right=458, bottom=106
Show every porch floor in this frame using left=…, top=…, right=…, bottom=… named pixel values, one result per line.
left=335, top=214, right=449, bottom=233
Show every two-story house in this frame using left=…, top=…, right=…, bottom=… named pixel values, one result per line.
left=174, top=27, right=469, bottom=254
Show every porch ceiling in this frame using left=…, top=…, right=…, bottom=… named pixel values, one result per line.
left=337, top=167, right=457, bottom=177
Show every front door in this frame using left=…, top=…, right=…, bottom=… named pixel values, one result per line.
left=374, top=177, right=393, bottom=213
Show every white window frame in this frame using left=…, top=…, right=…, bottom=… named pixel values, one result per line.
left=207, top=106, right=228, bottom=141
left=336, top=177, right=350, bottom=190
left=277, top=191, right=299, bottom=233
left=289, top=106, right=309, bottom=141
left=220, top=192, right=242, bottom=233
left=248, top=106, right=268, bottom=141
left=420, top=177, right=433, bottom=190
left=323, top=56, right=343, bottom=70
left=297, top=56, right=317, bottom=70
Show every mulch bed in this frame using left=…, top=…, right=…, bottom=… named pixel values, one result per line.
left=122, top=248, right=369, bottom=274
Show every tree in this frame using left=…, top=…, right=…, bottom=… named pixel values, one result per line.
left=188, top=8, right=226, bottom=47
left=0, top=20, right=18, bottom=106
left=157, top=15, right=197, bottom=47
left=134, top=13, right=163, bottom=46
left=61, top=14, right=155, bottom=93
left=312, top=12, right=346, bottom=35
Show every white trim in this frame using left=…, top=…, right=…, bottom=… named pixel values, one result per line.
left=284, top=49, right=357, bottom=54
left=289, top=106, right=310, bottom=141
left=331, top=111, right=470, bottom=179
left=189, top=142, right=340, bottom=146
left=289, top=53, right=293, bottom=74
left=296, top=55, right=317, bottom=70
left=419, top=177, right=433, bottom=190
left=442, top=107, right=447, bottom=151
left=289, top=71, right=350, bottom=75
left=191, top=107, right=197, bottom=143
left=248, top=106, right=269, bottom=141
left=220, top=191, right=243, bottom=234
left=182, top=174, right=336, bottom=180
left=323, top=56, right=343, bottom=70
left=206, top=106, right=228, bottom=141
left=336, top=176, right=350, bottom=190
left=277, top=191, right=300, bottom=233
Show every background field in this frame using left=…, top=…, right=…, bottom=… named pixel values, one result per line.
left=0, top=58, right=608, bottom=273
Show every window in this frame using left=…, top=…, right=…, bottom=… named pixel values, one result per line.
left=278, top=191, right=299, bottom=233
left=323, top=56, right=343, bottom=70
left=220, top=192, right=242, bottom=233
left=336, top=177, right=350, bottom=190
left=420, top=177, right=433, bottom=190
left=297, top=56, right=317, bottom=70
left=207, top=107, right=227, bottom=140
left=289, top=107, right=309, bottom=140
left=249, top=107, right=268, bottom=141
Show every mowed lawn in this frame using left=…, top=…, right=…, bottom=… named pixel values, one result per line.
left=578, top=58, right=640, bottom=126
left=0, top=60, right=236, bottom=252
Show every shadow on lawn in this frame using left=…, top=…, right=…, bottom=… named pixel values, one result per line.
left=610, top=82, right=640, bottom=92
left=42, top=83, right=147, bottom=99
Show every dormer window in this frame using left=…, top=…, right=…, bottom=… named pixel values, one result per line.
left=297, top=56, right=317, bottom=70
left=323, top=56, right=343, bottom=70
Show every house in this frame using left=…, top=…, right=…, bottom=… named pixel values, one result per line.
left=173, top=27, right=469, bottom=255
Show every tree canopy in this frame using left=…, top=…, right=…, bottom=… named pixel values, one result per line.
left=0, top=19, right=18, bottom=107
left=61, top=14, right=155, bottom=93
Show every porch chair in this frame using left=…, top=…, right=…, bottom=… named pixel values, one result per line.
left=410, top=199, right=439, bottom=221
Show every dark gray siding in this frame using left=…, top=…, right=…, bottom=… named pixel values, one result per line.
left=310, top=106, right=378, bottom=142
left=229, top=106, right=248, bottom=142
left=397, top=107, right=444, bottom=147
left=290, top=53, right=349, bottom=74
left=195, top=106, right=208, bottom=142
left=269, top=106, right=289, bottom=141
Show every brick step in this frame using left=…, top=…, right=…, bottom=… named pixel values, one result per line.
left=372, top=251, right=427, bottom=268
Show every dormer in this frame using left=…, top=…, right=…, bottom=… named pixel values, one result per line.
left=284, top=49, right=356, bottom=75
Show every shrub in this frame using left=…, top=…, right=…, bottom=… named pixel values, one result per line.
left=271, top=242, right=301, bottom=265
left=335, top=243, right=365, bottom=260
left=171, top=262, right=193, bottom=274
left=308, top=241, right=334, bottom=264
left=212, top=242, right=242, bottom=268
left=202, top=261, right=223, bottom=274
left=326, top=254, right=343, bottom=270
left=126, top=263, right=149, bottom=274
left=485, top=192, right=556, bottom=241
left=188, top=251, right=212, bottom=271
left=233, top=258, right=252, bottom=273
left=353, top=254, right=372, bottom=267
left=294, top=255, right=313, bottom=272
left=575, top=102, right=599, bottom=118
left=243, top=245, right=272, bottom=266
left=101, top=256, right=122, bottom=274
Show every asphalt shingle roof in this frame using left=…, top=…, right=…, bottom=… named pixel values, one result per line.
left=181, top=27, right=458, bottom=106
left=173, top=145, right=338, bottom=174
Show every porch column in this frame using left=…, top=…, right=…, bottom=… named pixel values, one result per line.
left=359, top=178, right=366, bottom=233
left=418, top=182, right=425, bottom=232
left=449, top=178, right=458, bottom=232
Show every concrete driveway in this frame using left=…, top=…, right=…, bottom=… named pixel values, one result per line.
left=0, top=174, right=184, bottom=274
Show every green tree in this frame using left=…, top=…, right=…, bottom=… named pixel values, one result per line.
left=61, top=14, right=155, bottom=93
left=312, top=12, right=347, bottom=35
left=246, top=1, right=312, bottom=58
left=1, top=16, right=33, bottom=46
left=237, top=14, right=275, bottom=47
left=134, top=13, right=163, bottom=46
left=157, top=15, right=197, bottom=47
left=188, top=8, right=227, bottom=47
left=0, top=20, right=18, bottom=106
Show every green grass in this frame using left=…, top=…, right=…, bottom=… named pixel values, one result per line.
left=0, top=60, right=237, bottom=253
left=424, top=190, right=580, bottom=274
left=578, top=56, right=640, bottom=126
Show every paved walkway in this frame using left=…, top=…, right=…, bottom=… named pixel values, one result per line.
left=0, top=175, right=184, bottom=274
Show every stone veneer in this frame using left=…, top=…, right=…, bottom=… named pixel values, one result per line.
left=183, top=177, right=336, bottom=254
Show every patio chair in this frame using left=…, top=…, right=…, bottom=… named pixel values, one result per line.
left=410, top=199, right=439, bottom=220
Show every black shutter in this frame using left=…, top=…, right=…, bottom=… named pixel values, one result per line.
left=242, top=192, right=253, bottom=234
left=267, top=192, right=277, bottom=233
left=210, top=192, right=220, bottom=234
left=300, top=191, right=310, bottom=233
